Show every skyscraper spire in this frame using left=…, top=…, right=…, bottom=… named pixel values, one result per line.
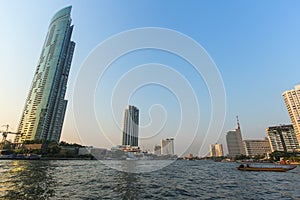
left=236, top=115, right=240, bottom=130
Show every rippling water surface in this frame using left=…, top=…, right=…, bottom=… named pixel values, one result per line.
left=0, top=160, right=299, bottom=199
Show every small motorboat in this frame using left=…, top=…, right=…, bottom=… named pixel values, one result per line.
left=237, top=164, right=297, bottom=172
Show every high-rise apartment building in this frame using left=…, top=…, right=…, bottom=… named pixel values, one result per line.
left=122, top=105, right=139, bottom=147
left=226, top=116, right=245, bottom=157
left=266, top=125, right=299, bottom=152
left=15, top=6, right=75, bottom=143
left=153, top=145, right=161, bottom=156
left=283, top=85, right=300, bottom=144
left=161, top=138, right=174, bottom=155
left=210, top=143, right=224, bottom=157
left=243, top=139, right=271, bottom=157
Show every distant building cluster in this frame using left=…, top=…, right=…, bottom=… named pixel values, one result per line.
left=152, top=138, right=175, bottom=156
left=221, top=85, right=300, bottom=158
left=119, top=104, right=176, bottom=159
left=223, top=117, right=299, bottom=158
left=82, top=104, right=177, bottom=160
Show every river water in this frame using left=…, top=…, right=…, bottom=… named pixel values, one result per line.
left=0, top=160, right=299, bottom=199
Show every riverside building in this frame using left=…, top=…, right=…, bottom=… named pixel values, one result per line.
left=15, top=6, right=75, bottom=143
left=226, top=116, right=245, bottom=157
left=266, top=125, right=299, bottom=152
left=210, top=143, right=224, bottom=157
left=122, top=105, right=139, bottom=147
left=161, top=138, right=174, bottom=155
left=243, top=139, right=271, bottom=157
left=283, top=85, right=300, bottom=144
left=154, top=145, right=161, bottom=155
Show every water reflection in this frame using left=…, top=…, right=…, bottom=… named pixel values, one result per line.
left=0, top=160, right=55, bottom=199
left=114, top=171, right=140, bottom=200
left=102, top=160, right=174, bottom=173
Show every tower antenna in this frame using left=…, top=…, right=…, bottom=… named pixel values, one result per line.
left=236, top=115, right=240, bottom=129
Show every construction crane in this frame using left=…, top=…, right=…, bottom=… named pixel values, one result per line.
left=0, top=124, right=22, bottom=150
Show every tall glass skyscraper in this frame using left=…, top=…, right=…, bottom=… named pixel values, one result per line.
left=122, top=105, right=139, bottom=147
left=15, top=6, right=75, bottom=143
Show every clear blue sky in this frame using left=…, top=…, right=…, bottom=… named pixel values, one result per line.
left=0, top=1, right=299, bottom=156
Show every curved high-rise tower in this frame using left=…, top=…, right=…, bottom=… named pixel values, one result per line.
left=15, top=6, right=75, bottom=143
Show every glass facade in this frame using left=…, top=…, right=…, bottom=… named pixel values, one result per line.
left=122, top=105, right=139, bottom=147
left=15, top=6, right=75, bottom=143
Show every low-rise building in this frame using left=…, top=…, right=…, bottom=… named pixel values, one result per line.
left=243, top=138, right=271, bottom=157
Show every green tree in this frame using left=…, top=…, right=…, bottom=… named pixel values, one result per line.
left=47, top=142, right=61, bottom=155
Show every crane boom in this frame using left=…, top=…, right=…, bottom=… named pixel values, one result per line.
left=1, top=125, right=22, bottom=146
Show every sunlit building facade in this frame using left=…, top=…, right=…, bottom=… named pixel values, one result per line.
left=283, top=85, right=300, bottom=144
left=210, top=143, right=224, bottom=157
left=15, top=6, right=75, bottom=143
left=122, top=105, right=139, bottom=147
